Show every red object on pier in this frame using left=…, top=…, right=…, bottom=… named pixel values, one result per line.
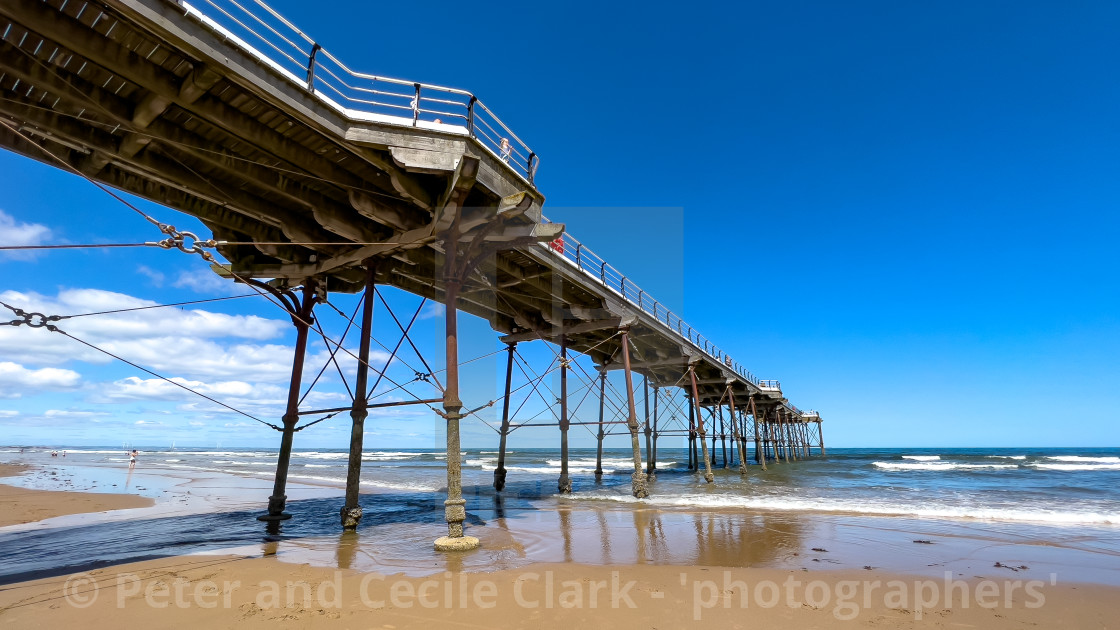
left=549, top=236, right=565, bottom=254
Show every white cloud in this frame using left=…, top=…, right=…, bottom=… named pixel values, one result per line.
left=43, top=409, right=110, bottom=417
left=0, top=210, right=50, bottom=259
left=0, top=362, right=81, bottom=396
left=136, top=265, right=165, bottom=286
left=0, top=289, right=291, bottom=376
left=0, top=410, right=18, bottom=417
left=174, top=269, right=233, bottom=294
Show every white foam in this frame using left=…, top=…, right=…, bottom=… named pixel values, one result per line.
left=988, top=455, right=1027, bottom=460
left=901, top=455, right=941, bottom=461
left=873, top=461, right=1017, bottom=471
left=579, top=493, right=1120, bottom=526
left=1032, top=463, right=1120, bottom=471
left=1046, top=456, right=1120, bottom=463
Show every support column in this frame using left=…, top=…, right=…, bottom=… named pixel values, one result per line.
left=342, top=264, right=376, bottom=529
left=643, top=376, right=653, bottom=479
left=649, top=386, right=658, bottom=479
left=819, top=422, right=827, bottom=456
left=493, top=342, right=516, bottom=492
left=434, top=237, right=479, bottom=551
left=558, top=336, right=572, bottom=494
left=779, top=409, right=790, bottom=463
left=620, top=327, right=649, bottom=498
left=688, top=364, right=715, bottom=483
left=260, top=280, right=317, bottom=524
left=728, top=388, right=747, bottom=475
left=711, top=408, right=719, bottom=467
left=594, top=371, right=606, bottom=480
left=687, top=390, right=697, bottom=471
left=749, top=396, right=766, bottom=470
left=717, top=404, right=728, bottom=468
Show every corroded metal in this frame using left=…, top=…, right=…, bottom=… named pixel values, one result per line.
left=558, top=336, right=572, bottom=494
left=493, top=342, right=516, bottom=492
left=259, top=279, right=317, bottom=524
left=620, top=327, right=649, bottom=498
left=594, top=371, right=606, bottom=480
left=341, top=263, right=376, bottom=529
left=688, top=364, right=715, bottom=483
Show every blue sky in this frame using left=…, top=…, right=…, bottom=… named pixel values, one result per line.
left=1, top=0, right=1118, bottom=448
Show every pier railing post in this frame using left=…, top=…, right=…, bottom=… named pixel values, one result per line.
left=620, top=326, right=649, bottom=498
left=260, top=279, right=318, bottom=525
left=558, top=335, right=572, bottom=494
left=342, top=263, right=376, bottom=530
left=493, top=342, right=516, bottom=491
left=688, top=363, right=715, bottom=483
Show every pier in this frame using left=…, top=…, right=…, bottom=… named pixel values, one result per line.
left=0, top=0, right=823, bottom=550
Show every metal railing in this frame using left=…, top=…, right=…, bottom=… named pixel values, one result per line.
left=758, top=380, right=781, bottom=390
left=173, top=0, right=539, bottom=183
left=537, top=228, right=768, bottom=388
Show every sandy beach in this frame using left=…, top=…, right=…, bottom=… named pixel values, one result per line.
left=0, top=464, right=152, bottom=528
left=1, top=459, right=1118, bottom=628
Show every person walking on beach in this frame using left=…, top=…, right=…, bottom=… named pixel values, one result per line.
left=128, top=449, right=138, bottom=468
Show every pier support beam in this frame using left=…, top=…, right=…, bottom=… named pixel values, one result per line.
left=620, top=327, right=649, bottom=498
left=259, top=279, right=318, bottom=525
left=717, top=404, right=728, bottom=468
left=434, top=225, right=478, bottom=552
left=750, top=396, right=765, bottom=470
left=687, top=391, right=697, bottom=471
left=342, top=263, right=376, bottom=530
left=728, top=387, right=747, bottom=475
left=648, top=385, right=658, bottom=479
left=558, top=336, right=572, bottom=494
left=688, top=364, right=715, bottom=483
left=493, top=342, right=516, bottom=492
left=819, top=422, right=827, bottom=456
left=643, top=377, right=653, bottom=479
left=594, top=371, right=606, bottom=480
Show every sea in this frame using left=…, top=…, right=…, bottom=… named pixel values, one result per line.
left=4, top=445, right=1118, bottom=526
left=2, top=446, right=1119, bottom=582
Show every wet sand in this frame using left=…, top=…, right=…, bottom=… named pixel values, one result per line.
left=0, top=464, right=153, bottom=527
left=0, top=554, right=1114, bottom=628
left=1, top=461, right=1119, bottom=627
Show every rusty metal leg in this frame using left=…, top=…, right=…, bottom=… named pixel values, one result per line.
left=687, top=390, right=696, bottom=471
left=620, top=327, right=649, bottom=498
left=493, top=342, right=516, bottom=492
left=342, top=265, right=376, bottom=530
left=649, top=386, right=658, bottom=480
left=260, top=280, right=317, bottom=525
left=643, top=376, right=653, bottom=478
left=558, top=336, right=572, bottom=494
left=434, top=248, right=478, bottom=552
left=748, top=394, right=766, bottom=468
left=717, top=404, right=728, bottom=468
left=728, top=388, right=747, bottom=475
left=688, top=364, right=715, bottom=483
left=594, top=371, right=606, bottom=481
left=819, top=421, right=826, bottom=456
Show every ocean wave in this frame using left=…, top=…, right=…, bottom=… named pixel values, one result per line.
left=987, top=455, right=1027, bottom=460
left=1031, top=463, right=1120, bottom=471
left=901, top=455, right=940, bottom=461
left=577, top=493, right=1119, bottom=526
left=873, top=461, right=1017, bottom=471
left=1045, top=456, right=1120, bottom=463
